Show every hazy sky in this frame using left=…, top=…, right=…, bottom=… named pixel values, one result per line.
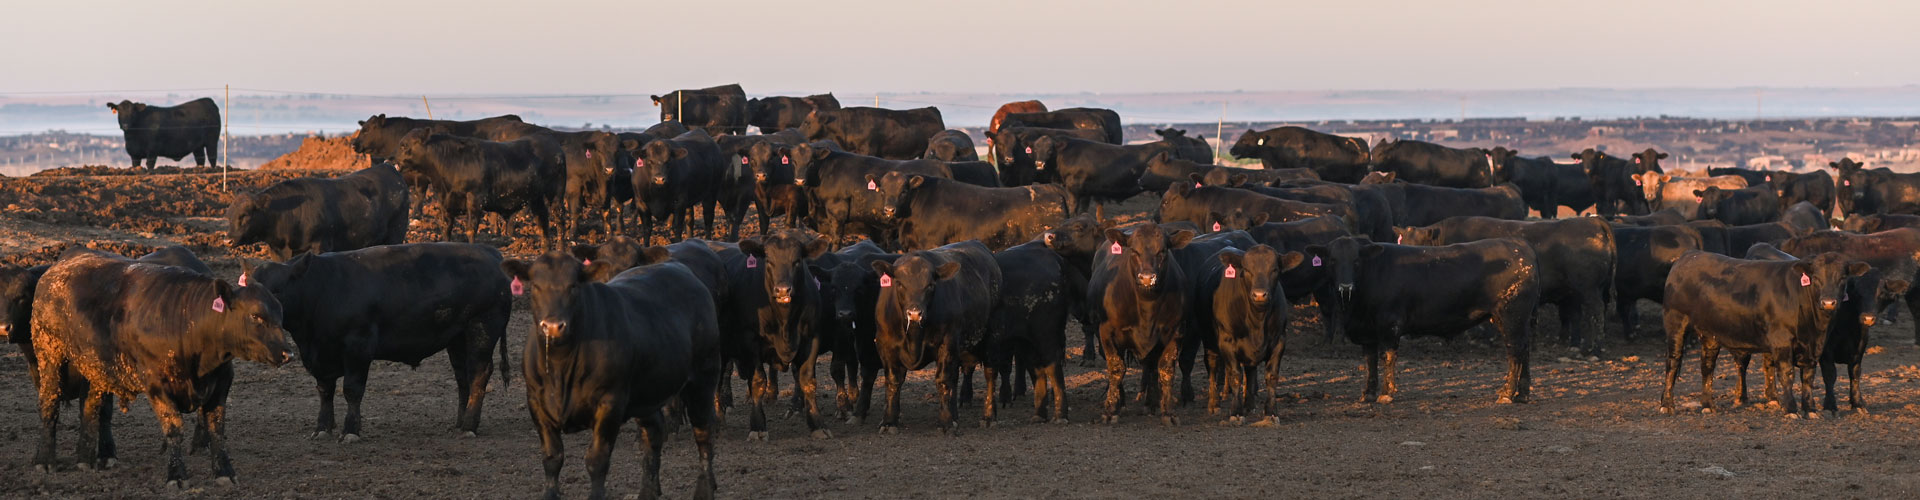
left=5, top=0, right=1918, bottom=95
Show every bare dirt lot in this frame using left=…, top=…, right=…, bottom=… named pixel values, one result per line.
left=2, top=168, right=1919, bottom=499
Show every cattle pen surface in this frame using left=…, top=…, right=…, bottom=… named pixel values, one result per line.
left=0, top=168, right=1917, bottom=498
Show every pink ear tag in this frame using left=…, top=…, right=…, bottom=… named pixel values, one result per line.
left=746, top=256, right=758, bottom=268
left=879, top=274, right=892, bottom=287
left=781, top=155, right=790, bottom=165
left=210, top=296, right=226, bottom=313
left=1396, top=234, right=1403, bottom=244
left=584, top=150, right=592, bottom=158
left=583, top=259, right=592, bottom=266
left=1633, top=178, right=1642, bottom=186
left=867, top=180, right=877, bottom=190
left=1311, top=256, right=1322, bottom=267
left=1024, top=147, right=1033, bottom=154
left=741, top=156, right=749, bottom=165
left=1109, top=242, right=1123, bottom=255
left=635, top=158, right=645, bottom=167
left=1800, top=274, right=1811, bottom=287
left=1223, top=265, right=1237, bottom=279
left=510, top=277, right=525, bottom=296
left=1844, top=180, right=1850, bottom=186
left=1764, top=175, right=1771, bottom=182
left=1211, top=222, right=1222, bottom=231
left=237, top=273, right=249, bottom=287
left=1195, top=182, right=1203, bottom=188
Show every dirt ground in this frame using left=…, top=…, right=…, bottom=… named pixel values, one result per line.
left=1, top=168, right=1919, bottom=499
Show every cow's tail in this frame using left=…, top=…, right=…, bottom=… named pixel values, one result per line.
left=496, top=328, right=512, bottom=386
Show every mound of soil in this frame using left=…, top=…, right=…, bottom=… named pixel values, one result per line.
left=31, top=165, right=240, bottom=177
left=259, top=135, right=369, bottom=171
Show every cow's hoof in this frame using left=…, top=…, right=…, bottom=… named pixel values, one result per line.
left=309, top=431, right=330, bottom=440
left=978, top=419, right=995, bottom=429
left=1377, top=395, right=1393, bottom=404
left=340, top=433, right=362, bottom=443
left=809, top=429, right=833, bottom=440
left=165, top=480, right=185, bottom=491
left=102, top=458, right=117, bottom=469
left=1250, top=416, right=1279, bottom=428
left=747, top=431, right=769, bottom=442
left=1050, top=418, right=1069, bottom=425
left=1160, top=415, right=1179, bottom=426
left=1224, top=416, right=1245, bottom=426
left=33, top=463, right=53, bottom=473
left=214, top=476, right=235, bottom=486
left=460, top=430, right=477, bottom=438
left=1659, top=406, right=1674, bottom=415
left=1100, top=414, right=1119, bottom=424
left=878, top=426, right=899, bottom=435
left=1029, top=415, right=1046, bottom=424
left=1700, top=407, right=1714, bottom=414
left=1496, top=396, right=1513, bottom=404
left=1784, top=412, right=1800, bottom=420
left=846, top=416, right=864, bottom=426
left=1807, top=412, right=1823, bottom=420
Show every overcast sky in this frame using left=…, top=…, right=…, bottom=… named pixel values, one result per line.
left=4, top=0, right=1917, bottom=96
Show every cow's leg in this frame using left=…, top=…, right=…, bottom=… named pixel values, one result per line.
left=452, top=332, right=493, bottom=435
left=1361, top=343, right=1381, bottom=403
left=681, top=369, right=720, bottom=500
left=1908, top=292, right=1920, bottom=345
left=145, top=156, right=156, bottom=168
left=854, top=348, right=881, bottom=425
left=536, top=422, right=565, bottom=500
left=1099, top=334, right=1126, bottom=423
left=341, top=350, right=375, bottom=442
left=635, top=412, right=671, bottom=500
left=980, top=359, right=998, bottom=428
left=1820, top=357, right=1840, bottom=415
left=151, top=397, right=190, bottom=488
left=1697, top=340, right=1720, bottom=413
left=746, top=362, right=769, bottom=441
left=199, top=377, right=235, bottom=484
left=1772, top=349, right=1800, bottom=418
left=936, top=345, right=960, bottom=435
left=1848, top=361, right=1867, bottom=412
left=1157, top=341, right=1180, bottom=425
left=1733, top=353, right=1753, bottom=407
left=880, top=363, right=906, bottom=433
left=798, top=347, right=830, bottom=439
left=586, top=406, right=625, bottom=500
left=1079, top=325, right=1102, bottom=367
left=95, top=393, right=117, bottom=467
left=701, top=200, right=717, bottom=239
left=1206, top=349, right=1226, bottom=417
left=1797, top=361, right=1818, bottom=419
left=1047, top=361, right=1069, bottom=423
left=1617, top=297, right=1639, bottom=341
left=829, top=346, right=854, bottom=421
left=1379, top=347, right=1399, bottom=404
left=1660, top=312, right=1689, bottom=413
left=191, top=148, right=207, bottom=167
left=32, top=357, right=63, bottom=471
left=77, top=391, right=104, bottom=470
left=1177, top=330, right=1199, bottom=407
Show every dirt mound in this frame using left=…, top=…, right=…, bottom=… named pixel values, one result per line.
left=30, top=165, right=239, bottom=177
left=259, top=134, right=369, bottom=171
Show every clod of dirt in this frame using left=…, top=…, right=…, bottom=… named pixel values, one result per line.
left=1492, top=417, right=1526, bottom=430
left=259, top=135, right=368, bottom=171
left=1696, top=466, right=1736, bottom=478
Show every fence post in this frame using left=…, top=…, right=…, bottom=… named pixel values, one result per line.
left=1216, top=101, right=1226, bottom=161
left=422, top=95, right=434, bottom=120
left=223, top=84, right=230, bottom=191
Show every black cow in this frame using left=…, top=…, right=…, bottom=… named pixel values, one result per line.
left=1039, top=208, right=1118, bottom=365
left=809, top=241, right=896, bottom=423
left=1696, top=186, right=1782, bottom=226
left=790, top=142, right=954, bottom=244
left=393, top=130, right=562, bottom=249
left=634, top=129, right=729, bottom=241
left=1571, top=148, right=1654, bottom=218
left=1307, top=236, right=1539, bottom=404
left=1708, top=167, right=1774, bottom=187
left=30, top=248, right=293, bottom=487
left=1159, top=183, right=1347, bottom=233
left=747, top=93, right=840, bottom=132
left=1660, top=251, right=1868, bottom=418
left=1781, top=201, right=1830, bottom=234
left=1489, top=147, right=1594, bottom=219
left=870, top=241, right=1001, bottom=432
left=1357, top=172, right=1528, bottom=226
left=250, top=243, right=512, bottom=441
left=653, top=83, right=750, bottom=136
left=801, top=106, right=946, bottom=160
left=1228, top=178, right=1390, bottom=241
left=728, top=230, right=835, bottom=440
left=742, top=140, right=811, bottom=233
left=1150, top=128, right=1215, bottom=163
left=1608, top=223, right=1705, bottom=339
left=228, top=164, right=410, bottom=261
left=1190, top=245, right=1297, bottom=424
left=350, top=114, right=535, bottom=164
left=1840, top=213, right=1920, bottom=233
left=988, top=240, right=1083, bottom=423
left=1228, top=127, right=1371, bottom=182
left=1369, top=140, right=1501, bottom=188
left=1749, top=243, right=1915, bottom=414
left=1087, top=224, right=1195, bottom=424
left=872, top=172, right=1073, bottom=251
left=1614, top=208, right=1689, bottom=227
left=107, top=98, right=220, bottom=168
left=1398, top=217, right=1616, bottom=356
left=536, top=130, right=624, bottom=239
left=1781, top=228, right=1920, bottom=345
left=502, top=255, right=722, bottom=500
left=1031, top=136, right=1176, bottom=210
left=1769, top=170, right=1837, bottom=219
left=1138, top=151, right=1314, bottom=193
left=1000, top=108, right=1123, bottom=144
left=922, top=129, right=980, bottom=162
left=985, top=126, right=1109, bottom=186
left=942, top=160, right=1001, bottom=187
left=1831, top=158, right=1920, bottom=216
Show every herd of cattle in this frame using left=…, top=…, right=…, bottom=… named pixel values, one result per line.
left=16, top=85, right=1920, bottom=497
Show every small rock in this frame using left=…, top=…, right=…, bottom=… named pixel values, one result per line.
left=1697, top=465, right=1735, bottom=478
left=1418, top=465, right=1435, bottom=471
left=1543, top=445, right=1573, bottom=454
left=1400, top=441, right=1426, bottom=447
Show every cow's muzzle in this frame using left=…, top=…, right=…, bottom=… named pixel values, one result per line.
left=1821, top=299, right=1839, bottom=311
left=1136, top=273, right=1158, bottom=288
left=539, top=319, right=568, bottom=339
left=904, top=308, right=923, bottom=323
left=1861, top=313, right=1878, bottom=327
left=773, top=285, right=793, bottom=304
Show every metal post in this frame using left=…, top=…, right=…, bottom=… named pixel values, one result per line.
left=874, top=95, right=880, bottom=108
left=422, top=95, right=434, bottom=120
left=1216, top=101, right=1226, bottom=161
left=223, top=84, right=230, bottom=190
left=677, top=93, right=683, bottom=125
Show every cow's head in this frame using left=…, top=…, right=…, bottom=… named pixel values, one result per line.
left=1029, top=136, right=1061, bottom=172
left=1105, top=223, right=1194, bottom=291
left=1359, top=171, right=1398, bottom=184
left=637, top=140, right=688, bottom=186
left=799, top=109, right=834, bottom=140
left=789, top=142, right=834, bottom=184
left=1391, top=225, right=1441, bottom=246
left=202, top=269, right=294, bottom=367
left=1693, top=187, right=1731, bottom=220
left=1631, top=148, right=1669, bottom=173
left=582, top=131, right=618, bottom=177
left=392, top=128, right=437, bottom=173
left=740, top=229, right=831, bottom=307
left=1207, top=209, right=1269, bottom=232
left=1573, top=148, right=1649, bottom=218
left=745, top=142, right=789, bottom=185
left=818, top=258, right=878, bottom=328
left=870, top=172, right=926, bottom=220
left=1838, top=214, right=1881, bottom=233
left=1217, top=245, right=1300, bottom=310
left=224, top=192, right=266, bottom=248
left=1043, top=205, right=1111, bottom=262
left=1635, top=172, right=1672, bottom=208
left=1796, top=252, right=1873, bottom=312
left=501, top=253, right=592, bottom=342
left=105, top=100, right=145, bottom=131
left=1303, top=236, right=1386, bottom=339
left=0, top=264, right=48, bottom=343
left=570, top=236, right=669, bottom=282
left=1228, top=129, right=1267, bottom=159
left=1485, top=147, right=1520, bottom=180
left=871, top=254, right=960, bottom=336
left=1830, top=158, right=1869, bottom=215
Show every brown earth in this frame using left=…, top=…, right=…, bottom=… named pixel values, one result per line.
left=1, top=168, right=1919, bottom=498
left=258, top=136, right=368, bottom=171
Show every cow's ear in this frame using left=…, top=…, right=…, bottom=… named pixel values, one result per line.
left=1103, top=228, right=1128, bottom=249
left=621, top=139, right=640, bottom=150
left=811, top=144, right=832, bottom=160
left=1828, top=161, right=1840, bottom=169
left=1381, top=172, right=1396, bottom=182
left=640, top=246, right=672, bottom=265
left=1249, top=212, right=1270, bottom=226
left=1790, top=261, right=1814, bottom=280
left=133, top=103, right=147, bottom=113
left=650, top=95, right=663, bottom=105
left=868, top=260, right=894, bottom=279
left=1304, top=244, right=1328, bottom=258
left=1187, top=172, right=1204, bottom=183
left=1658, top=152, right=1669, bottom=159
left=1167, top=230, right=1195, bottom=249
left=1886, top=279, right=1912, bottom=296
left=808, top=265, right=832, bottom=283
left=1165, top=183, right=1189, bottom=199
left=1217, top=250, right=1245, bottom=268
left=1094, top=205, right=1107, bottom=227
left=1152, top=151, right=1171, bottom=163
left=907, top=175, right=925, bottom=189
left=935, top=261, right=962, bottom=280
left=1229, top=173, right=1249, bottom=186
left=804, top=237, right=833, bottom=259
left=738, top=239, right=765, bottom=258
left=106, top=103, right=119, bottom=113
left=570, top=244, right=599, bottom=261
left=670, top=146, right=689, bottom=159
left=1659, top=174, right=1672, bottom=182
left=500, top=260, right=531, bottom=282
left=1569, top=152, right=1582, bottom=160
left=1692, top=189, right=1707, bottom=198
left=1278, top=250, right=1306, bottom=271
left=1360, top=243, right=1386, bottom=259
left=1848, top=261, right=1872, bottom=277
